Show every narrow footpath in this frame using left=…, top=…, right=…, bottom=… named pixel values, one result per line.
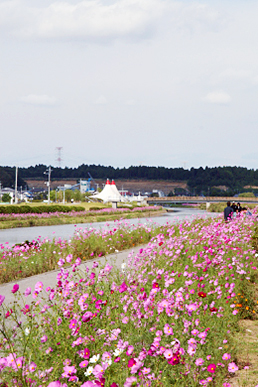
left=0, top=244, right=148, bottom=305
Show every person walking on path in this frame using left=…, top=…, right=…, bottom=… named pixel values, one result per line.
left=224, top=201, right=233, bottom=221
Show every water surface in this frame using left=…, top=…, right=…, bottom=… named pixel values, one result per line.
left=0, top=208, right=220, bottom=246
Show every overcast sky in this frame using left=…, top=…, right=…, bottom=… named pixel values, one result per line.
left=1, top=0, right=258, bottom=170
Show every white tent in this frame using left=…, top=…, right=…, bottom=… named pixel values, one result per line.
left=90, top=179, right=122, bottom=203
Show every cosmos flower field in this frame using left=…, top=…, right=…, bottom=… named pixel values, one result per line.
left=0, top=212, right=258, bottom=387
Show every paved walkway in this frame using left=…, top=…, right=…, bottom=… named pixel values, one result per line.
left=0, top=244, right=148, bottom=305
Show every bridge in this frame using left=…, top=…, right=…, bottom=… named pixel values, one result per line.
left=147, top=196, right=258, bottom=205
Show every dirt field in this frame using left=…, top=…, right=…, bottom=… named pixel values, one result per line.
left=24, top=178, right=188, bottom=195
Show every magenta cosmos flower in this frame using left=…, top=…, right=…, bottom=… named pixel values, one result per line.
left=207, top=363, right=216, bottom=373
left=11, top=284, right=19, bottom=293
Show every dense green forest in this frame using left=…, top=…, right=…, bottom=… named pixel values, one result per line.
left=1, top=164, right=258, bottom=196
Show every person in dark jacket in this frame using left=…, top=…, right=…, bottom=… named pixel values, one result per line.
left=237, top=202, right=242, bottom=213
left=224, top=201, right=233, bottom=221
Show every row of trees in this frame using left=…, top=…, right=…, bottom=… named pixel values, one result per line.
left=1, top=164, right=258, bottom=196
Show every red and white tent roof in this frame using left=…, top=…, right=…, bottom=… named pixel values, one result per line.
left=91, top=179, right=122, bottom=203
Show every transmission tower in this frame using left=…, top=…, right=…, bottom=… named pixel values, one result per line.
left=56, top=147, right=63, bottom=168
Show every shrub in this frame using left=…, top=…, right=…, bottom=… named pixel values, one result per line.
left=0, top=205, right=85, bottom=214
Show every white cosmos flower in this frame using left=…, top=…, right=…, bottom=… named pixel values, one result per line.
left=106, top=358, right=112, bottom=366
left=113, top=348, right=123, bottom=357
left=121, top=263, right=126, bottom=269
left=84, top=366, right=94, bottom=376
left=89, top=354, right=100, bottom=363
left=25, top=328, right=30, bottom=336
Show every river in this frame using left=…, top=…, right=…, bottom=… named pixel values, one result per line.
left=0, top=208, right=220, bottom=246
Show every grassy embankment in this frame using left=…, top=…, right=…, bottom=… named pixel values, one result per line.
left=1, top=215, right=258, bottom=385
left=0, top=219, right=167, bottom=284
left=0, top=202, right=165, bottom=229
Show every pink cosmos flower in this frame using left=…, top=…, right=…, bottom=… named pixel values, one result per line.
left=41, top=335, right=48, bottom=343
left=131, top=359, right=143, bottom=374
left=82, top=311, right=93, bottom=322
left=81, top=382, right=95, bottom=387
left=142, top=367, right=151, bottom=375
left=195, top=358, right=204, bottom=366
left=126, top=346, right=134, bottom=356
left=68, top=376, right=78, bottom=382
left=35, top=281, right=43, bottom=292
left=0, top=295, right=5, bottom=305
left=79, top=360, right=89, bottom=368
left=228, top=362, right=239, bottom=373
left=164, top=349, right=173, bottom=359
left=124, top=376, right=137, bottom=387
left=222, top=353, right=231, bottom=361
left=62, top=365, right=77, bottom=378
left=122, top=317, right=129, bottom=324
left=47, top=382, right=64, bottom=387
left=69, top=319, right=77, bottom=329
left=164, top=323, right=173, bottom=335
left=29, top=362, right=37, bottom=372
left=102, top=352, right=112, bottom=361
left=24, top=287, right=31, bottom=296
left=66, top=254, right=73, bottom=263
left=92, top=363, right=106, bottom=377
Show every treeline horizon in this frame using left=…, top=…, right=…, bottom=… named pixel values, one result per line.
left=1, top=164, right=258, bottom=196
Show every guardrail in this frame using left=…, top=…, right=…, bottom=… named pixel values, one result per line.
left=147, top=196, right=258, bottom=204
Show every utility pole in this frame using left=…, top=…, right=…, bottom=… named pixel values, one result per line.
left=44, top=166, right=51, bottom=204
left=15, top=166, right=18, bottom=204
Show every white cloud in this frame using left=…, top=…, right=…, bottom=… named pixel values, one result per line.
left=204, top=91, right=231, bottom=105
left=20, top=94, right=57, bottom=106
left=94, top=95, right=107, bottom=105
left=0, top=0, right=166, bottom=41
left=0, top=0, right=226, bottom=42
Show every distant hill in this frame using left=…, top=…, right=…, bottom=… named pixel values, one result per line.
left=2, top=164, right=258, bottom=196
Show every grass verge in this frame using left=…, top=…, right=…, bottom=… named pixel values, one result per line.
left=0, top=209, right=165, bottom=230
